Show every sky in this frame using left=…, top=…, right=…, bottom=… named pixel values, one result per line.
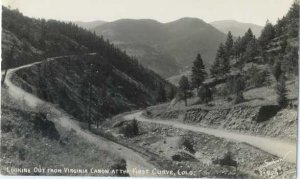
left=3, top=0, right=295, bottom=26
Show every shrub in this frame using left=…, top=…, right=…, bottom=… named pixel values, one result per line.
left=181, top=139, right=195, bottom=154
left=197, top=85, right=212, bottom=104
left=32, top=112, right=60, bottom=140
left=119, top=119, right=139, bottom=138
left=224, top=74, right=245, bottom=103
left=234, top=92, right=245, bottom=104
left=276, top=74, right=288, bottom=107
left=246, top=65, right=269, bottom=88
left=110, top=159, right=129, bottom=176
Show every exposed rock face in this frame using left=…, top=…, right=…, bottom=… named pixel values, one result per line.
left=150, top=105, right=297, bottom=140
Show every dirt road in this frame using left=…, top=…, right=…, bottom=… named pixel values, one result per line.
left=125, top=112, right=297, bottom=164
left=4, top=57, right=158, bottom=177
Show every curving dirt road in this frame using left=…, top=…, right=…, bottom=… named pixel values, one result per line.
left=4, top=57, right=158, bottom=177
left=125, top=112, right=297, bottom=164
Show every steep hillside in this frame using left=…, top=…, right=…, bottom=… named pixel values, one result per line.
left=147, top=2, right=299, bottom=140
left=210, top=20, right=263, bottom=37
left=13, top=54, right=171, bottom=123
left=2, top=6, right=174, bottom=125
left=93, top=18, right=227, bottom=77
left=1, top=88, right=122, bottom=176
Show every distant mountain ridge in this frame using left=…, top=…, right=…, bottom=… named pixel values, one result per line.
left=74, top=20, right=107, bottom=30
left=210, top=20, right=263, bottom=37
left=91, top=18, right=227, bottom=77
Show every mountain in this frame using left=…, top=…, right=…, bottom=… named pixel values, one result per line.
left=210, top=20, right=263, bottom=37
left=93, top=18, right=227, bottom=77
left=73, top=20, right=106, bottom=30
left=2, top=6, right=174, bottom=122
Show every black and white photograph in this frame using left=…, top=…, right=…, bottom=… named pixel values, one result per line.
left=0, top=0, right=299, bottom=178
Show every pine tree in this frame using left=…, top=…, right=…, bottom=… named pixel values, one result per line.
left=233, top=37, right=242, bottom=63
left=217, top=43, right=230, bottom=76
left=178, top=76, right=190, bottom=106
left=1, top=42, right=16, bottom=85
left=210, top=43, right=230, bottom=78
left=166, top=86, right=176, bottom=100
left=226, top=74, right=245, bottom=104
left=273, top=62, right=282, bottom=81
left=157, top=83, right=167, bottom=102
left=276, top=74, right=288, bottom=107
left=259, top=21, right=275, bottom=49
left=234, top=75, right=246, bottom=104
left=197, top=85, right=212, bottom=104
left=244, top=38, right=259, bottom=62
left=225, top=31, right=234, bottom=58
left=191, top=53, right=207, bottom=89
left=241, top=28, right=255, bottom=52
left=210, top=57, right=221, bottom=78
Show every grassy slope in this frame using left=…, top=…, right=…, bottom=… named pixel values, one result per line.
left=145, top=75, right=298, bottom=141
left=1, top=88, right=120, bottom=176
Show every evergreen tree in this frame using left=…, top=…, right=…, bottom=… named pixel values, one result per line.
left=1, top=41, right=16, bottom=85
left=274, top=2, right=299, bottom=37
left=166, top=86, right=176, bottom=100
left=259, top=21, right=275, bottom=49
left=276, top=74, right=288, bottom=107
left=210, top=43, right=230, bottom=77
left=244, top=38, right=259, bottom=62
left=178, top=76, right=190, bottom=106
left=225, top=31, right=234, bottom=58
left=217, top=44, right=230, bottom=76
left=233, top=37, right=242, bottom=63
left=234, top=75, right=246, bottom=104
left=226, top=74, right=245, bottom=104
left=197, top=85, right=212, bottom=104
left=191, top=53, right=207, bottom=89
left=286, top=1, right=300, bottom=20
left=210, top=57, right=221, bottom=78
left=157, top=83, right=167, bottom=102
left=273, top=62, right=282, bottom=81
left=284, top=45, right=298, bottom=75
left=246, top=65, right=270, bottom=88
left=241, top=28, right=255, bottom=52
left=274, top=17, right=288, bottom=37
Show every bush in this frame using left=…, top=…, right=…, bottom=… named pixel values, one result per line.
left=110, top=159, right=129, bottom=176
left=119, top=119, right=139, bottom=138
left=181, top=139, right=195, bottom=154
left=197, top=85, right=212, bottom=104
left=246, top=65, right=270, bottom=88
left=234, top=92, right=245, bottom=104
left=276, top=75, right=288, bottom=107
left=32, top=112, right=60, bottom=140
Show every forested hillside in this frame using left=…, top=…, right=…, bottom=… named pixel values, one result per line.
left=209, top=1, right=299, bottom=80
left=2, top=6, right=175, bottom=127
left=171, top=2, right=298, bottom=117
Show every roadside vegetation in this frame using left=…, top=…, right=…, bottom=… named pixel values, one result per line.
left=1, top=88, right=123, bottom=176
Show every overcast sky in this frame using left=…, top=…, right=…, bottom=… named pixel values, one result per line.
left=3, top=0, right=295, bottom=26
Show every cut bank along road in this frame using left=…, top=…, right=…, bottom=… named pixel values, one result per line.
left=125, top=112, right=297, bottom=164
left=4, top=56, right=160, bottom=177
